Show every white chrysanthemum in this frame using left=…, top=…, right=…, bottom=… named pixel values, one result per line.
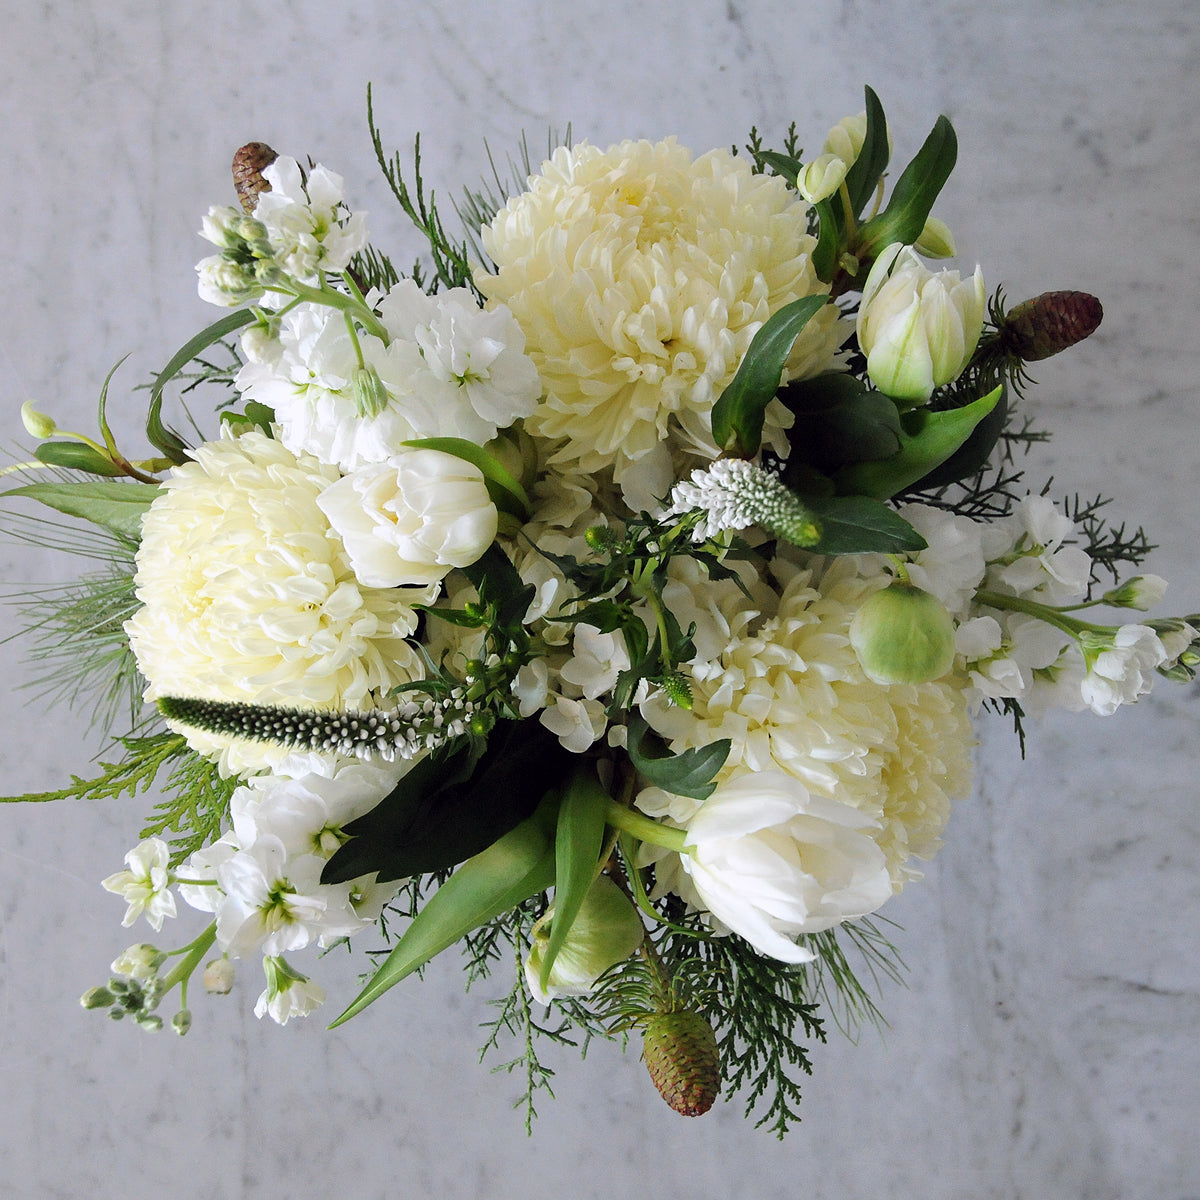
left=641, top=558, right=974, bottom=886
left=125, top=430, right=430, bottom=774
left=477, top=138, right=842, bottom=485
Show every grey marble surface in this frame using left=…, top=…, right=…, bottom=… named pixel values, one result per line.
left=1, top=2, right=1198, bottom=1197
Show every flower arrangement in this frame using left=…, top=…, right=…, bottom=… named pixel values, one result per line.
left=4, top=86, right=1195, bottom=1134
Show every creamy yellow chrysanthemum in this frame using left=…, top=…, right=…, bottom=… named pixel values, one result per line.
left=477, top=139, right=841, bottom=486
left=126, top=430, right=429, bottom=775
left=642, top=558, right=974, bottom=888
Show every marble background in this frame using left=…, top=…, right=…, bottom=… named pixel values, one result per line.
left=1, top=2, right=1198, bottom=1197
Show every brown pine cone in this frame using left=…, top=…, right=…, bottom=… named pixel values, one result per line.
left=232, top=142, right=279, bottom=214
left=999, top=290, right=1103, bottom=361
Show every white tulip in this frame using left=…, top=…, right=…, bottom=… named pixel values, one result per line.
left=318, top=449, right=497, bottom=589
left=857, top=243, right=985, bottom=403
left=680, top=771, right=892, bottom=963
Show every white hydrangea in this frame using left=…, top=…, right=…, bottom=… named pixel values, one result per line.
left=477, top=138, right=842, bottom=488
left=125, top=430, right=430, bottom=774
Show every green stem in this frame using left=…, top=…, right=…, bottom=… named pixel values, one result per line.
left=267, top=280, right=390, bottom=344
left=159, top=922, right=217, bottom=994
left=604, top=800, right=688, bottom=853
left=974, top=588, right=1113, bottom=637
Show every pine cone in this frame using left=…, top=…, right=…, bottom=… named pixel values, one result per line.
left=232, top=142, right=279, bottom=214
left=999, top=290, right=1103, bottom=361
left=642, top=1010, right=720, bottom=1117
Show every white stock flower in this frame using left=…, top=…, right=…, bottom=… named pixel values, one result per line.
left=894, top=503, right=987, bottom=618
left=478, top=138, right=841, bottom=485
left=1077, top=625, right=1171, bottom=716
left=125, top=430, right=428, bottom=774
left=254, top=955, right=326, bottom=1025
left=101, top=838, right=176, bottom=931
left=857, top=243, right=985, bottom=403
left=982, top=494, right=1091, bottom=604
left=540, top=695, right=608, bottom=753
left=679, top=771, right=893, bottom=963
left=956, top=613, right=1067, bottom=703
left=252, top=158, right=366, bottom=279
left=559, top=623, right=630, bottom=700
left=379, top=281, right=541, bottom=442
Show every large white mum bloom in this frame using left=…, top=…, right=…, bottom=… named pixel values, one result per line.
left=680, top=771, right=892, bottom=963
left=477, top=138, right=841, bottom=486
left=643, top=559, right=974, bottom=886
left=125, top=431, right=430, bottom=774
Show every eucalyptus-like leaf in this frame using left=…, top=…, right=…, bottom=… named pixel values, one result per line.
left=539, top=768, right=610, bottom=990
left=834, top=385, right=1002, bottom=499
left=856, top=114, right=957, bottom=259
left=710, top=295, right=829, bottom=457
left=800, top=494, right=927, bottom=555
left=34, top=441, right=124, bottom=477
left=3, top=480, right=159, bottom=540
left=328, top=798, right=558, bottom=1027
left=627, top=714, right=730, bottom=801
left=402, top=436, right=532, bottom=518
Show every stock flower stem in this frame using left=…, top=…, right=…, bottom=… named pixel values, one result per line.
left=159, top=922, right=218, bottom=995
left=975, top=588, right=1111, bottom=636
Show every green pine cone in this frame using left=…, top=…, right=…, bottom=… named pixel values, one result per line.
left=642, top=1010, right=720, bottom=1117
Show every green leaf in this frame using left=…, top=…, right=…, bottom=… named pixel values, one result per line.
left=220, top=400, right=276, bottom=437
left=842, top=85, right=891, bottom=220
left=857, top=113, right=957, bottom=258
left=909, top=384, right=1010, bottom=491
left=401, top=436, right=532, bottom=518
left=710, top=295, right=829, bottom=457
left=811, top=198, right=840, bottom=283
left=328, top=798, right=558, bottom=1026
left=801, top=494, right=927, bottom=555
left=755, top=150, right=801, bottom=186
left=3, top=480, right=159, bottom=539
left=627, top=714, right=730, bottom=801
left=779, top=373, right=903, bottom=474
left=323, top=720, right=572, bottom=882
left=834, top=385, right=1002, bottom=499
left=149, top=308, right=258, bottom=463
left=34, top=441, right=123, bottom=476
left=539, top=768, right=610, bottom=990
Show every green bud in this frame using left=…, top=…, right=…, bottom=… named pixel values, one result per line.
left=203, top=958, right=235, bottom=995
left=171, top=1010, right=193, bottom=1037
left=137, top=1014, right=164, bottom=1032
left=80, top=986, right=114, bottom=1010
left=20, top=401, right=57, bottom=440
left=849, top=583, right=956, bottom=685
left=351, top=363, right=391, bottom=419
left=914, top=216, right=956, bottom=259
left=797, top=153, right=848, bottom=204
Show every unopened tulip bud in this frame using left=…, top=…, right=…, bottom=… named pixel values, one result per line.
left=849, top=583, right=957, bottom=685
left=797, top=154, right=848, bottom=204
left=857, top=243, right=986, bottom=403
left=524, top=875, right=644, bottom=1005
left=823, top=111, right=893, bottom=166
left=914, top=216, right=956, bottom=259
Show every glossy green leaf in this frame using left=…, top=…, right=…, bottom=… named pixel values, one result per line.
left=755, top=150, right=801, bottom=186
left=329, top=800, right=558, bottom=1027
left=710, top=295, right=829, bottom=457
left=835, top=385, right=1002, bottom=499
left=323, top=720, right=570, bottom=883
left=402, top=436, right=532, bottom=517
left=2, top=480, right=159, bottom=539
left=627, top=714, right=730, bottom=801
left=801, top=494, right=927, bottom=555
left=539, top=768, right=610, bottom=990
left=34, top=441, right=123, bottom=477
left=857, top=113, right=957, bottom=258
left=780, top=373, right=903, bottom=472
left=811, top=198, right=840, bottom=283
left=842, top=85, right=891, bottom=220
left=908, top=383, right=1010, bottom=491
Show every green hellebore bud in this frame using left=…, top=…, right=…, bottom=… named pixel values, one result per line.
left=849, top=582, right=957, bottom=685
left=524, top=875, right=644, bottom=1005
left=856, top=243, right=986, bottom=404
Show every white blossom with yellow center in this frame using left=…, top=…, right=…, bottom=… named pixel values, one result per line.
left=126, top=430, right=431, bottom=774
left=477, top=138, right=842, bottom=491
